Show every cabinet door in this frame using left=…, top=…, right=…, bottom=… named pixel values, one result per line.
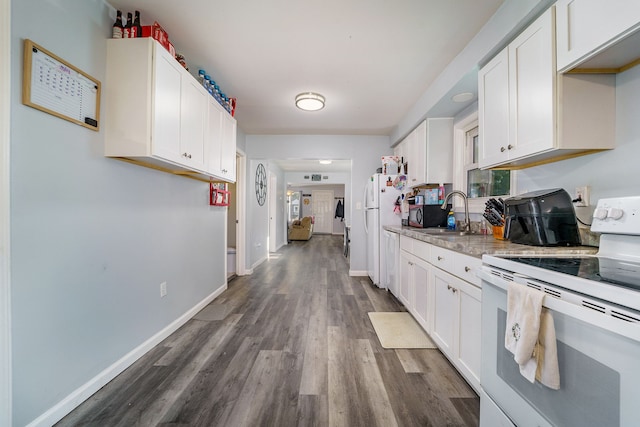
left=179, top=77, right=207, bottom=171
left=556, top=0, right=640, bottom=71
left=456, top=279, right=482, bottom=392
left=478, top=48, right=510, bottom=169
left=508, top=8, right=555, bottom=161
left=393, top=139, right=405, bottom=163
left=151, top=47, right=182, bottom=163
left=206, top=99, right=223, bottom=176
left=220, top=112, right=237, bottom=181
left=425, top=118, right=453, bottom=185
left=399, top=251, right=413, bottom=308
left=412, top=257, right=431, bottom=334
left=431, top=268, right=457, bottom=358
left=411, top=121, right=426, bottom=186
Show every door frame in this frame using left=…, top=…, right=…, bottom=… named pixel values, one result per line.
left=1, top=0, right=12, bottom=424
left=268, top=171, right=277, bottom=252
left=235, top=149, right=246, bottom=276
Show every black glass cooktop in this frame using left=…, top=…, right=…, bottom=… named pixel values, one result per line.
left=507, top=256, right=640, bottom=290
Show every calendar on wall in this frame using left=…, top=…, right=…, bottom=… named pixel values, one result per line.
left=22, top=39, right=101, bottom=131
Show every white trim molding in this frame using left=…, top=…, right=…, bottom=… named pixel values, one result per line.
left=1, top=0, right=12, bottom=424
left=236, top=150, right=247, bottom=276
left=349, top=270, right=368, bottom=277
left=26, top=284, right=228, bottom=427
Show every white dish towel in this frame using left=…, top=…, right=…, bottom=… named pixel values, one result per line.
left=505, top=282, right=545, bottom=382
left=535, top=308, right=560, bottom=390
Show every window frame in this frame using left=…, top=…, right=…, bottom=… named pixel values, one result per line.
left=452, top=110, right=517, bottom=214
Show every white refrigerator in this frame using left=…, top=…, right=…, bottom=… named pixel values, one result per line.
left=364, top=174, right=403, bottom=288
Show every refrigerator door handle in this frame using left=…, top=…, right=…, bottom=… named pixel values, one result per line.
left=363, top=184, right=369, bottom=234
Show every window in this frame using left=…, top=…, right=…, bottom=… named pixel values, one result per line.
left=453, top=112, right=515, bottom=213
left=464, top=126, right=510, bottom=198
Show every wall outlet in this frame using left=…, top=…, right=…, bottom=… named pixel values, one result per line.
left=160, top=281, right=167, bottom=297
left=575, top=186, right=589, bottom=207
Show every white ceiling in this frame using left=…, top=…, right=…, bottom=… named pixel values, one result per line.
left=106, top=0, right=504, bottom=138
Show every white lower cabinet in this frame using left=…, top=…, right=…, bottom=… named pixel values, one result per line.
left=399, top=237, right=432, bottom=334
left=432, top=268, right=457, bottom=356
left=432, top=266, right=482, bottom=392
left=399, top=236, right=482, bottom=393
left=411, top=259, right=430, bottom=333
left=399, top=250, right=412, bottom=308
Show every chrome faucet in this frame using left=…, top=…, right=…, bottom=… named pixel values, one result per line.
left=441, top=190, right=470, bottom=232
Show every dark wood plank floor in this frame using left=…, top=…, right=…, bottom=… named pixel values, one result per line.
left=57, top=235, right=479, bottom=427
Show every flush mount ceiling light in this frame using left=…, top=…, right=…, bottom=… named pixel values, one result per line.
left=452, top=92, right=474, bottom=103
left=295, top=92, right=325, bottom=111
left=319, top=160, right=332, bottom=165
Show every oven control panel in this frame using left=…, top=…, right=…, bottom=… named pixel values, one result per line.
left=591, top=196, right=640, bottom=234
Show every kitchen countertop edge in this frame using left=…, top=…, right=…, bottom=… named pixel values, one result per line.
left=384, top=225, right=598, bottom=258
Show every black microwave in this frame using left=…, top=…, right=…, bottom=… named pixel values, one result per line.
left=408, top=204, right=450, bottom=228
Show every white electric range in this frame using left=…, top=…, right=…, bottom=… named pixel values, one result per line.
left=478, top=196, right=640, bottom=427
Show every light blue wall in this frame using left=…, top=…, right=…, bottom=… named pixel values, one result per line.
left=10, top=1, right=226, bottom=425
left=516, top=65, right=640, bottom=210
left=246, top=135, right=389, bottom=274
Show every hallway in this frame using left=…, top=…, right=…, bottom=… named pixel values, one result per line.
left=57, top=235, right=479, bottom=426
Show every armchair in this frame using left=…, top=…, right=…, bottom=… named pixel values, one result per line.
left=288, top=216, right=313, bottom=241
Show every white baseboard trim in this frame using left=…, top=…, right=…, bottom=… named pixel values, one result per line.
left=349, top=270, right=368, bottom=276
left=251, top=255, right=267, bottom=271
left=27, top=283, right=228, bottom=427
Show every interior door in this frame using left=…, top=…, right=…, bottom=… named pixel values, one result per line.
left=311, top=190, right=334, bottom=234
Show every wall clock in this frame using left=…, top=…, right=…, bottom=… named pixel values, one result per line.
left=255, top=163, right=267, bottom=206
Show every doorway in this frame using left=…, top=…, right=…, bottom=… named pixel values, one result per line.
left=233, top=151, right=246, bottom=277
left=311, top=190, right=334, bottom=234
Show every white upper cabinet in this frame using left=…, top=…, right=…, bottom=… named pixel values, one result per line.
left=105, top=38, right=236, bottom=182
left=151, top=48, right=183, bottom=164
left=220, top=112, right=237, bottom=180
left=404, top=118, right=453, bottom=187
left=508, top=10, right=555, bottom=162
left=479, top=8, right=555, bottom=169
left=206, top=97, right=237, bottom=182
left=179, top=76, right=207, bottom=171
left=478, top=7, right=615, bottom=170
left=556, top=0, right=640, bottom=72
left=478, top=48, right=510, bottom=168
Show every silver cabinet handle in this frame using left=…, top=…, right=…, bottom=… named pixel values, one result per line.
left=183, top=152, right=192, bottom=159
left=437, top=256, right=443, bottom=261
left=464, top=266, right=471, bottom=272
left=500, top=146, right=506, bottom=152
left=447, top=285, right=458, bottom=293
left=507, top=144, right=513, bottom=150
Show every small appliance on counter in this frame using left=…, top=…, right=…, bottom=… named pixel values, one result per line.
left=503, top=188, right=580, bottom=246
left=408, top=204, right=451, bottom=228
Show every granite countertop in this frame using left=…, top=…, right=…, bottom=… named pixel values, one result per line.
left=384, top=225, right=599, bottom=258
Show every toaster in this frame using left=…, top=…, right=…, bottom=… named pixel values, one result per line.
left=503, top=188, right=581, bottom=246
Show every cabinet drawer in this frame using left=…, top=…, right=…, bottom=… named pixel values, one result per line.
left=412, top=239, right=430, bottom=262
left=400, top=235, right=413, bottom=253
left=430, top=246, right=454, bottom=272
left=451, top=253, right=482, bottom=287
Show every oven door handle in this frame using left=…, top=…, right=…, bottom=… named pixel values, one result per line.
left=479, top=269, right=640, bottom=342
